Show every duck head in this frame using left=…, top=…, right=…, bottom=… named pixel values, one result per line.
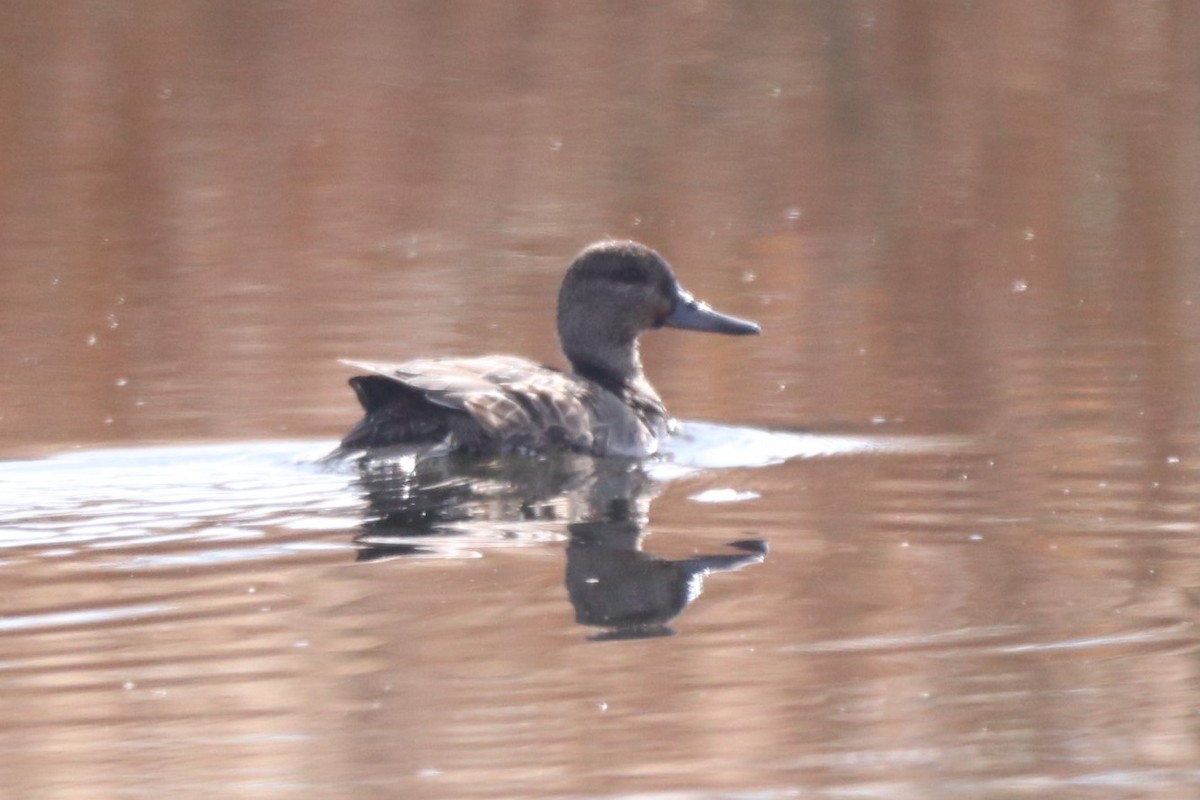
left=556, top=241, right=760, bottom=388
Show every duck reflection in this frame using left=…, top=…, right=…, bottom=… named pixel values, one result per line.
left=350, top=453, right=766, bottom=640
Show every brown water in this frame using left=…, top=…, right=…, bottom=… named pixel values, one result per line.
left=4, top=3, right=1200, bottom=798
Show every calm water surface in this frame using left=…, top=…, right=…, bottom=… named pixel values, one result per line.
left=4, top=4, right=1200, bottom=799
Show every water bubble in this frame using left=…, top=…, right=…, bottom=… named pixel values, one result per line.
left=1011, top=280, right=1029, bottom=293
left=86, top=333, right=98, bottom=346
left=785, top=206, right=802, bottom=221
left=1023, top=228, right=1035, bottom=241
left=548, top=138, right=562, bottom=152
left=115, top=377, right=127, bottom=387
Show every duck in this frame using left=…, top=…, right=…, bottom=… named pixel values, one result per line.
left=333, top=240, right=760, bottom=458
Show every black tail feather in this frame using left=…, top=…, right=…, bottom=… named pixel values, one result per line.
left=350, top=375, right=414, bottom=413
left=337, top=375, right=452, bottom=453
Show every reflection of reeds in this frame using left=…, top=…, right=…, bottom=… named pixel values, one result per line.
left=9, top=3, right=1197, bottom=456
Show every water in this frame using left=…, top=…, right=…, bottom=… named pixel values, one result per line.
left=4, top=422, right=1200, bottom=798
left=4, top=3, right=1200, bottom=798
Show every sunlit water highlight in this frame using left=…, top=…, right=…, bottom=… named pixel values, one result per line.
left=0, top=422, right=954, bottom=545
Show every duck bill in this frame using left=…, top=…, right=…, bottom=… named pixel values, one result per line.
left=664, top=290, right=761, bottom=335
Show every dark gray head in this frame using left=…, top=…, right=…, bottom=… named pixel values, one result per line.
left=556, top=240, right=759, bottom=387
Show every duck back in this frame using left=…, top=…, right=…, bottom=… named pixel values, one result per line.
left=336, top=357, right=667, bottom=457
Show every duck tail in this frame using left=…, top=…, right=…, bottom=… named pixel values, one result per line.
left=349, top=375, right=410, bottom=413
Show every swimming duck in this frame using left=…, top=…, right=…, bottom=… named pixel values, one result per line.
left=335, top=240, right=759, bottom=458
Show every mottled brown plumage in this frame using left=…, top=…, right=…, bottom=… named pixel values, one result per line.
left=334, top=241, right=759, bottom=458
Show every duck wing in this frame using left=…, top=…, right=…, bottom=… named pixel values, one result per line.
left=340, top=357, right=597, bottom=452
